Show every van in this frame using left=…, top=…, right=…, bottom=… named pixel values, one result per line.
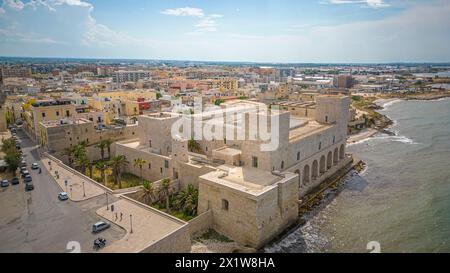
left=92, top=221, right=111, bottom=233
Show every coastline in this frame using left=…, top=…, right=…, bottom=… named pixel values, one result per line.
left=347, top=92, right=450, bottom=144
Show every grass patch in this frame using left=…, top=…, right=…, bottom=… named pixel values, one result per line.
left=198, top=229, right=233, bottom=243
left=86, top=161, right=149, bottom=190
left=151, top=202, right=196, bottom=222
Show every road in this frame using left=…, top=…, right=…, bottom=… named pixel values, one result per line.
left=0, top=129, right=125, bottom=253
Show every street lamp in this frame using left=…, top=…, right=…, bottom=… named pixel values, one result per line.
left=130, top=214, right=133, bottom=234
left=82, top=181, right=86, bottom=197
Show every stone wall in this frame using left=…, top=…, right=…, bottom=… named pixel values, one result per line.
left=139, top=224, right=192, bottom=253
left=187, top=210, right=213, bottom=238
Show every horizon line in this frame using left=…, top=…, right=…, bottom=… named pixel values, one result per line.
left=1, top=56, right=450, bottom=66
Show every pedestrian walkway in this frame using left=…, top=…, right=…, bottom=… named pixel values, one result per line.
left=96, top=198, right=187, bottom=253
left=41, top=156, right=105, bottom=201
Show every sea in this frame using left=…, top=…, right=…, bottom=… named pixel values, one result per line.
left=265, top=97, right=450, bottom=253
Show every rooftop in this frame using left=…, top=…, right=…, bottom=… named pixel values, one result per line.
left=289, top=120, right=332, bottom=142
left=200, top=165, right=296, bottom=198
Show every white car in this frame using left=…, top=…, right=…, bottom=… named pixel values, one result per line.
left=58, top=192, right=69, bottom=201
left=31, top=163, right=39, bottom=170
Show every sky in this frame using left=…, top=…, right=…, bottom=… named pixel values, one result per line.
left=0, top=0, right=449, bottom=63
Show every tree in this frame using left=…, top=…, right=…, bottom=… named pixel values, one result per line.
left=109, top=155, right=128, bottom=189
left=76, top=155, right=90, bottom=176
left=160, top=178, right=171, bottom=211
left=133, top=158, right=147, bottom=185
left=141, top=181, right=155, bottom=205
left=188, top=138, right=201, bottom=153
left=156, top=92, right=162, bottom=99
left=4, top=149, right=21, bottom=174
left=97, top=141, right=107, bottom=160
left=62, top=147, right=75, bottom=166
left=95, top=161, right=109, bottom=185
left=103, top=139, right=113, bottom=159
left=1, top=138, right=16, bottom=153
left=173, top=184, right=198, bottom=216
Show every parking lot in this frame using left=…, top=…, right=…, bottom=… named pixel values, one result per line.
left=0, top=129, right=125, bottom=253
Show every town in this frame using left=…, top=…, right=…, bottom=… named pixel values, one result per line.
left=1, top=59, right=449, bottom=253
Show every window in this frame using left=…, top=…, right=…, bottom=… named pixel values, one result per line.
left=325, top=116, right=328, bottom=123
left=222, top=199, right=229, bottom=211
left=281, top=161, right=285, bottom=169
left=42, top=112, right=46, bottom=118
left=319, top=142, right=322, bottom=150
left=149, top=140, right=152, bottom=147
left=333, top=136, right=336, bottom=144
left=56, top=111, right=59, bottom=116
left=252, top=156, right=258, bottom=168
left=164, top=160, right=169, bottom=168
left=297, top=152, right=301, bottom=161
left=160, top=167, right=163, bottom=174
left=148, top=163, right=151, bottom=170
left=66, top=110, right=70, bottom=117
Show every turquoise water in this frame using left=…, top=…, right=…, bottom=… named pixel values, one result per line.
left=266, top=98, right=450, bottom=253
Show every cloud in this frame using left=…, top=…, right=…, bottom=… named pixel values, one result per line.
left=161, top=6, right=223, bottom=33
left=161, top=7, right=204, bottom=17
left=328, top=0, right=390, bottom=8
left=3, top=0, right=25, bottom=10
left=0, top=0, right=154, bottom=49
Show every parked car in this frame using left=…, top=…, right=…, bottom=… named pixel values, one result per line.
left=20, top=160, right=26, bottom=167
left=24, top=175, right=32, bottom=183
left=31, top=163, right=39, bottom=170
left=11, top=177, right=20, bottom=185
left=25, top=183, right=34, bottom=191
left=1, top=179, right=10, bottom=187
left=58, top=192, right=69, bottom=201
left=92, top=221, right=111, bottom=233
left=21, top=170, right=30, bottom=178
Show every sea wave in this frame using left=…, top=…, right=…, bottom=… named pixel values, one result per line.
left=373, top=135, right=419, bottom=144
left=379, top=99, right=403, bottom=109
left=349, top=134, right=419, bottom=146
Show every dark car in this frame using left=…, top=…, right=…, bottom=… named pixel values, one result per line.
left=25, top=183, right=34, bottom=191
left=92, top=222, right=111, bottom=233
left=11, top=177, right=20, bottom=185
left=1, top=179, right=9, bottom=188
left=24, top=175, right=32, bottom=183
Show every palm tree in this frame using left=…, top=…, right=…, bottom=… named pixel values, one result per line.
left=141, top=181, right=155, bottom=205
left=76, top=155, right=90, bottom=176
left=109, top=155, right=128, bottom=189
left=160, top=178, right=171, bottom=211
left=62, top=147, right=75, bottom=166
left=97, top=141, right=107, bottom=160
left=95, top=161, right=109, bottom=185
left=133, top=158, right=147, bottom=185
left=174, top=184, right=198, bottom=216
left=103, top=139, right=113, bottom=159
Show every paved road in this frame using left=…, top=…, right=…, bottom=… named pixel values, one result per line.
left=0, top=129, right=125, bottom=253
